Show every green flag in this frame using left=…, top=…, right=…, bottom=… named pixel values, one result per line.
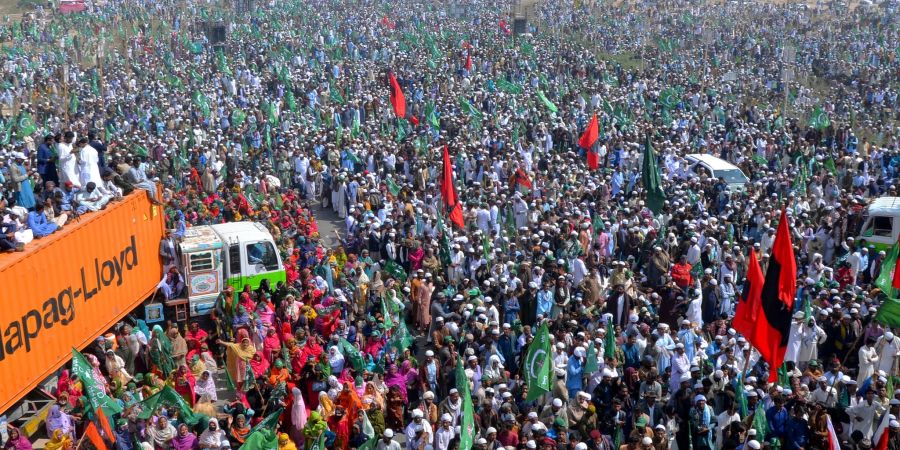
left=390, top=319, right=414, bottom=353
left=70, top=349, right=123, bottom=415
left=809, top=106, right=830, bottom=130
left=384, top=260, right=407, bottom=282
left=285, top=90, right=297, bottom=112
left=233, top=109, right=247, bottom=127
left=659, top=88, right=679, bottom=108
left=216, top=48, right=233, bottom=76
left=193, top=91, right=210, bottom=117
left=69, top=91, right=81, bottom=114
left=641, top=136, right=666, bottom=214
left=136, top=386, right=198, bottom=424
left=584, top=341, right=599, bottom=373
left=386, top=177, right=401, bottom=196
left=495, top=78, right=523, bottom=94
left=458, top=96, right=483, bottom=120
left=239, top=428, right=278, bottom=450
left=604, top=319, right=616, bottom=359
left=524, top=322, right=552, bottom=402
left=339, top=338, right=366, bottom=372
left=536, top=90, right=558, bottom=113
left=250, top=409, right=283, bottom=434
left=17, top=112, right=36, bottom=137
left=455, top=356, right=475, bottom=450
left=690, top=260, right=704, bottom=280
left=735, top=375, right=748, bottom=417
left=824, top=155, right=838, bottom=175
left=351, top=116, right=361, bottom=137
left=752, top=405, right=768, bottom=442
left=877, top=298, right=900, bottom=328
left=876, top=239, right=900, bottom=299
left=381, top=298, right=394, bottom=329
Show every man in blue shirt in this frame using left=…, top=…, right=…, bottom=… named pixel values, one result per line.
left=784, top=405, right=810, bottom=450
left=766, top=396, right=790, bottom=442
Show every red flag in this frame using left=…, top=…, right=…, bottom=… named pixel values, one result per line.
left=441, top=146, right=465, bottom=229
left=388, top=72, right=406, bottom=118
left=499, top=20, right=511, bottom=35
left=465, top=52, right=472, bottom=71
left=893, top=237, right=900, bottom=290
left=84, top=422, right=107, bottom=450
left=512, top=168, right=532, bottom=189
left=876, top=426, right=890, bottom=450
left=755, top=208, right=797, bottom=382
left=380, top=16, right=396, bottom=30
left=874, top=411, right=891, bottom=450
left=579, top=114, right=600, bottom=170
left=826, top=415, right=841, bottom=450
left=409, top=116, right=420, bottom=126
left=732, top=248, right=765, bottom=338
left=96, top=407, right=116, bottom=444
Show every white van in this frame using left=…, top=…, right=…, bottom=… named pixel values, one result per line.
left=685, top=154, right=750, bottom=192
left=858, top=197, right=900, bottom=252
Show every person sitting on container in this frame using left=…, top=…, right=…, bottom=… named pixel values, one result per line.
left=98, top=168, right=124, bottom=201
left=58, top=181, right=78, bottom=212
left=0, top=211, right=24, bottom=252
left=74, top=182, right=112, bottom=214
left=120, top=156, right=162, bottom=205
left=157, top=266, right=186, bottom=300
left=26, top=203, right=59, bottom=238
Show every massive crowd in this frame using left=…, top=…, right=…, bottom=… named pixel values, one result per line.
left=4, top=0, right=900, bottom=449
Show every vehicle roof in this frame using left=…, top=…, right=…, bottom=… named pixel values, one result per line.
left=180, top=225, right=224, bottom=252
left=686, top=153, right=741, bottom=171
left=209, top=222, right=272, bottom=243
left=867, top=197, right=900, bottom=215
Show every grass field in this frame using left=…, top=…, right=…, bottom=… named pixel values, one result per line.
left=0, top=0, right=30, bottom=17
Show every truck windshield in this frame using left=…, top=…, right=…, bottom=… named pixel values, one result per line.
left=246, top=242, right=279, bottom=271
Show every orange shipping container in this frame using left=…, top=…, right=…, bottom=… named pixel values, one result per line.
left=0, top=192, right=164, bottom=414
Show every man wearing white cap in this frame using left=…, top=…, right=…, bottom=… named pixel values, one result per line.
left=539, top=398, right=568, bottom=429
left=876, top=331, right=900, bottom=375
left=432, top=414, right=454, bottom=450
left=439, top=389, right=462, bottom=424
left=377, top=429, right=400, bottom=450
left=670, top=343, right=690, bottom=394
left=405, top=409, right=433, bottom=450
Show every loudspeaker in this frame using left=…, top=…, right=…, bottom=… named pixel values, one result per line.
left=208, top=23, right=226, bottom=45
left=513, top=18, right=527, bottom=34
left=235, top=0, right=253, bottom=14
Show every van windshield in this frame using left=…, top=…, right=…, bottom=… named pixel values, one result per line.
left=715, top=169, right=749, bottom=184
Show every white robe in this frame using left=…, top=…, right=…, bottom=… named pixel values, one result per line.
left=848, top=399, right=885, bottom=438
left=78, top=145, right=103, bottom=187
left=858, top=345, right=879, bottom=385
left=58, top=140, right=80, bottom=187
left=669, top=352, right=690, bottom=393
left=876, top=335, right=900, bottom=374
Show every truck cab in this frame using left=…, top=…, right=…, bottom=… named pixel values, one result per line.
left=178, top=222, right=285, bottom=316
left=858, top=197, right=900, bottom=252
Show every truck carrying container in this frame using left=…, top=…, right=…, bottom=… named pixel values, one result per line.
left=0, top=191, right=164, bottom=416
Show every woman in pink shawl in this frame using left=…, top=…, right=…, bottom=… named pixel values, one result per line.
left=249, top=353, right=270, bottom=379
left=383, top=364, right=407, bottom=402
left=408, top=241, right=424, bottom=271
left=289, top=387, right=308, bottom=446
left=262, top=327, right=282, bottom=361
left=55, top=370, right=81, bottom=406
left=362, top=333, right=384, bottom=358
left=4, top=426, right=32, bottom=450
